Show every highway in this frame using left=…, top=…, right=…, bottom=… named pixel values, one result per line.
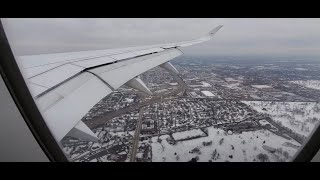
left=129, top=107, right=145, bottom=162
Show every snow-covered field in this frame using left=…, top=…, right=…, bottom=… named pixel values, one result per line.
left=188, top=81, right=211, bottom=88
left=251, top=85, right=272, bottom=89
left=201, top=90, right=215, bottom=97
left=225, top=78, right=237, bottom=82
left=125, top=98, right=134, bottom=103
left=172, top=129, right=206, bottom=141
left=242, top=101, right=320, bottom=137
left=149, top=127, right=300, bottom=162
left=222, top=83, right=241, bottom=89
left=290, top=80, right=320, bottom=90
left=168, top=82, right=178, bottom=86
left=201, top=81, right=211, bottom=87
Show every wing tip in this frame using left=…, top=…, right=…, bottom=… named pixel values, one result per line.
left=208, top=25, right=223, bottom=36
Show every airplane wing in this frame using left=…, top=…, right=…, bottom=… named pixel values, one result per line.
left=16, top=25, right=223, bottom=143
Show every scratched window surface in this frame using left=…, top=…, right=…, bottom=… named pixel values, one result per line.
left=3, top=18, right=320, bottom=162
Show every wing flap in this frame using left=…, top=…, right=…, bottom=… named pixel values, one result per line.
left=71, top=56, right=115, bottom=68
left=110, top=52, right=138, bottom=60
left=36, top=72, right=112, bottom=141
left=89, top=48, right=182, bottom=90
left=28, top=83, right=49, bottom=95
left=29, top=64, right=84, bottom=96
left=23, top=62, right=67, bottom=78
left=133, top=47, right=164, bottom=56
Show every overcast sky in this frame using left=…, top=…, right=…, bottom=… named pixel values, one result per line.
left=2, top=18, right=320, bottom=57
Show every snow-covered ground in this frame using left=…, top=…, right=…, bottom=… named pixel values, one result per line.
left=168, top=82, right=178, bottom=86
left=250, top=94, right=261, bottom=100
left=294, top=68, right=308, bottom=71
left=225, top=78, right=237, bottom=82
left=201, top=81, right=211, bottom=87
left=222, top=83, right=241, bottom=89
left=149, top=127, right=300, bottom=162
left=259, top=120, right=271, bottom=126
left=251, top=85, right=272, bottom=89
left=154, top=89, right=168, bottom=93
left=172, top=129, right=206, bottom=141
left=242, top=101, right=320, bottom=137
left=125, top=98, right=134, bottom=103
left=201, top=90, right=215, bottom=97
left=290, top=80, right=320, bottom=90
left=229, top=66, right=242, bottom=69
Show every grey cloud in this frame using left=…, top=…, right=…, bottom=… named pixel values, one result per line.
left=2, top=18, right=320, bottom=57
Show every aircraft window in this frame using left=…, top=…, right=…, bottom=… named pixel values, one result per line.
left=1, top=18, right=320, bottom=162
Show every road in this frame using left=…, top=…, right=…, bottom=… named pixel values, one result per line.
left=129, top=107, right=145, bottom=162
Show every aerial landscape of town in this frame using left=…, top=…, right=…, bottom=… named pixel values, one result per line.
left=61, top=55, right=320, bottom=162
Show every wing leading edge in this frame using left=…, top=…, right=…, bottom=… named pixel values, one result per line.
left=18, top=25, right=223, bottom=144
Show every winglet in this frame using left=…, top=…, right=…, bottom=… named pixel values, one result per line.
left=168, top=25, right=223, bottom=47
left=208, top=25, right=223, bottom=36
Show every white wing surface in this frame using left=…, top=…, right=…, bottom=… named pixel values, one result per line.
left=18, top=25, right=223, bottom=143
